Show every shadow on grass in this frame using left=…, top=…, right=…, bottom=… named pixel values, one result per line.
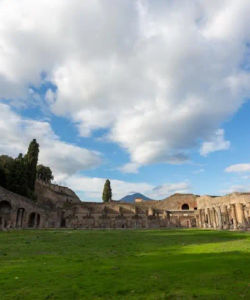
left=0, top=229, right=249, bottom=299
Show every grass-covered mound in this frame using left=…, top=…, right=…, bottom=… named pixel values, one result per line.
left=0, top=229, right=249, bottom=299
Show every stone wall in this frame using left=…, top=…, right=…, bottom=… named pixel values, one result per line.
left=0, top=186, right=197, bottom=230
left=1, top=183, right=249, bottom=231
left=35, top=180, right=81, bottom=208
left=0, top=186, right=55, bottom=230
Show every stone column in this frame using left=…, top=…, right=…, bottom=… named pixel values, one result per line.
left=230, top=204, right=237, bottom=229
left=198, top=209, right=202, bottom=228
left=34, top=213, right=38, bottom=228
left=235, top=203, right=246, bottom=228
left=202, top=210, right=206, bottom=228
left=216, top=207, right=223, bottom=229
left=205, top=208, right=211, bottom=228
left=243, top=206, right=249, bottom=226
left=212, top=208, right=217, bottom=228
left=221, top=205, right=230, bottom=229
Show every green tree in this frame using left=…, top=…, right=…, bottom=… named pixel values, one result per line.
left=0, top=155, right=14, bottom=189
left=0, top=166, right=6, bottom=187
left=37, top=164, right=54, bottom=183
left=7, top=154, right=29, bottom=197
left=102, top=179, right=112, bottom=202
left=25, top=139, right=39, bottom=192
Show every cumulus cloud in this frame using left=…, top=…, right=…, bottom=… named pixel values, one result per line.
left=225, top=163, right=250, bottom=173
left=0, top=103, right=101, bottom=180
left=119, top=162, right=140, bottom=174
left=200, top=129, right=230, bottom=156
left=0, top=0, right=250, bottom=169
left=64, top=175, right=191, bottom=201
left=150, top=182, right=191, bottom=199
left=221, top=184, right=250, bottom=194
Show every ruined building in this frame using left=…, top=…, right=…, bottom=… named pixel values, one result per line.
left=0, top=181, right=249, bottom=230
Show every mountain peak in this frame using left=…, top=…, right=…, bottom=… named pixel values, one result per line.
left=120, top=193, right=153, bottom=203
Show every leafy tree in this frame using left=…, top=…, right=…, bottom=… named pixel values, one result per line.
left=102, top=179, right=112, bottom=202
left=7, top=154, right=29, bottom=197
left=0, top=166, right=6, bottom=187
left=0, top=155, right=14, bottom=188
left=37, top=164, right=54, bottom=183
left=25, top=139, right=39, bottom=192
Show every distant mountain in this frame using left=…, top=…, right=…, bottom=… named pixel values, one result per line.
left=119, top=193, right=153, bottom=203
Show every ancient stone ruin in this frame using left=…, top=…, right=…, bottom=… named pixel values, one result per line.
left=0, top=181, right=249, bottom=230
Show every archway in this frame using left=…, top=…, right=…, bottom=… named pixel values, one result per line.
left=0, top=201, right=12, bottom=229
left=60, top=212, right=66, bottom=227
left=181, top=203, right=189, bottom=210
left=28, top=213, right=36, bottom=228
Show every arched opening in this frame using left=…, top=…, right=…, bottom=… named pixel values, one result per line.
left=181, top=203, right=189, bottom=210
left=0, top=201, right=12, bottom=229
left=60, top=212, right=66, bottom=227
left=0, top=201, right=12, bottom=214
left=28, top=213, right=41, bottom=228
left=28, top=213, right=36, bottom=228
left=16, top=208, right=25, bottom=228
left=61, top=219, right=66, bottom=227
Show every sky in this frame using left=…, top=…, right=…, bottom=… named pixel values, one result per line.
left=0, top=0, right=249, bottom=202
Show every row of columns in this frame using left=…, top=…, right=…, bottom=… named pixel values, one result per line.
left=198, top=203, right=249, bottom=230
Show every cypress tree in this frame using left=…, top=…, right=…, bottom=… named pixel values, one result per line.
left=25, top=139, right=39, bottom=192
left=102, top=179, right=112, bottom=202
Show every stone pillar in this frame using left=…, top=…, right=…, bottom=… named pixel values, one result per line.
left=235, top=203, right=246, bottom=228
left=198, top=210, right=202, bottom=228
left=243, top=205, right=249, bottom=226
left=201, top=210, right=206, bottom=228
left=221, top=205, right=230, bottom=229
left=212, top=208, right=217, bottom=228
left=201, top=209, right=205, bottom=228
left=34, top=213, right=38, bottom=228
left=205, top=208, right=211, bottom=228
left=215, top=207, right=223, bottom=229
left=230, top=204, right=237, bottom=229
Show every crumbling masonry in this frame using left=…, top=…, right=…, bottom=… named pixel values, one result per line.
left=0, top=182, right=249, bottom=230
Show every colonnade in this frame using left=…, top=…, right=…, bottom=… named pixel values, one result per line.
left=198, top=202, right=249, bottom=230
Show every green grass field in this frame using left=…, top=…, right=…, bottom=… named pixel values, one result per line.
left=0, top=229, right=249, bottom=299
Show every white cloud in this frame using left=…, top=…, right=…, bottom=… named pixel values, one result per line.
left=200, top=129, right=230, bottom=156
left=0, top=0, right=250, bottom=168
left=150, top=182, right=191, bottom=199
left=193, top=168, right=205, bottom=174
left=0, top=103, right=101, bottom=179
left=221, top=184, right=250, bottom=194
left=65, top=175, right=153, bottom=201
left=225, top=163, right=250, bottom=173
left=64, top=175, right=191, bottom=201
left=119, top=162, right=140, bottom=174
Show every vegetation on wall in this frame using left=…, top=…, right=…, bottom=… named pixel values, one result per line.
left=37, top=164, right=54, bottom=183
left=102, top=179, right=112, bottom=202
left=0, top=139, right=54, bottom=200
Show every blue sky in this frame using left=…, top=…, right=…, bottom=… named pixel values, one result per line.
left=0, top=0, right=249, bottom=201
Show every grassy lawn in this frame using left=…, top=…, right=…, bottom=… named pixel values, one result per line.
left=0, top=229, right=249, bottom=299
